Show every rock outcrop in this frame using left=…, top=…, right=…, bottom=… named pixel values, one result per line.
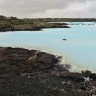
left=0, top=47, right=61, bottom=75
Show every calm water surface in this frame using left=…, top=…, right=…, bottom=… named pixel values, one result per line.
left=0, top=22, right=96, bottom=72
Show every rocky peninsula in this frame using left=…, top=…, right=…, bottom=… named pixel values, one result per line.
left=0, top=15, right=70, bottom=32
left=0, top=47, right=96, bottom=96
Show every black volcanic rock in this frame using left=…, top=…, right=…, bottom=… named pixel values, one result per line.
left=0, top=47, right=96, bottom=96
left=0, top=47, right=60, bottom=75
left=29, top=52, right=59, bottom=70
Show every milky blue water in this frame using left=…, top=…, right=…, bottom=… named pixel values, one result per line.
left=0, top=22, right=96, bottom=72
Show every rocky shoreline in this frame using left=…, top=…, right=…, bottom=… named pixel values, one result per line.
left=0, top=47, right=96, bottom=96
left=0, top=24, right=70, bottom=32
left=1, top=25, right=70, bottom=32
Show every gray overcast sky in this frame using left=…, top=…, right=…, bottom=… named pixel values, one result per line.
left=0, top=0, right=96, bottom=18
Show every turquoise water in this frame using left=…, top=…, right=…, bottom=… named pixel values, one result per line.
left=0, top=22, right=96, bottom=72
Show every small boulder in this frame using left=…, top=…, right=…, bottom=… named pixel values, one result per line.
left=63, top=39, right=67, bottom=40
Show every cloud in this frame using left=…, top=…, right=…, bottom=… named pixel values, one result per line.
left=0, top=0, right=96, bottom=18
left=29, top=1, right=95, bottom=18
